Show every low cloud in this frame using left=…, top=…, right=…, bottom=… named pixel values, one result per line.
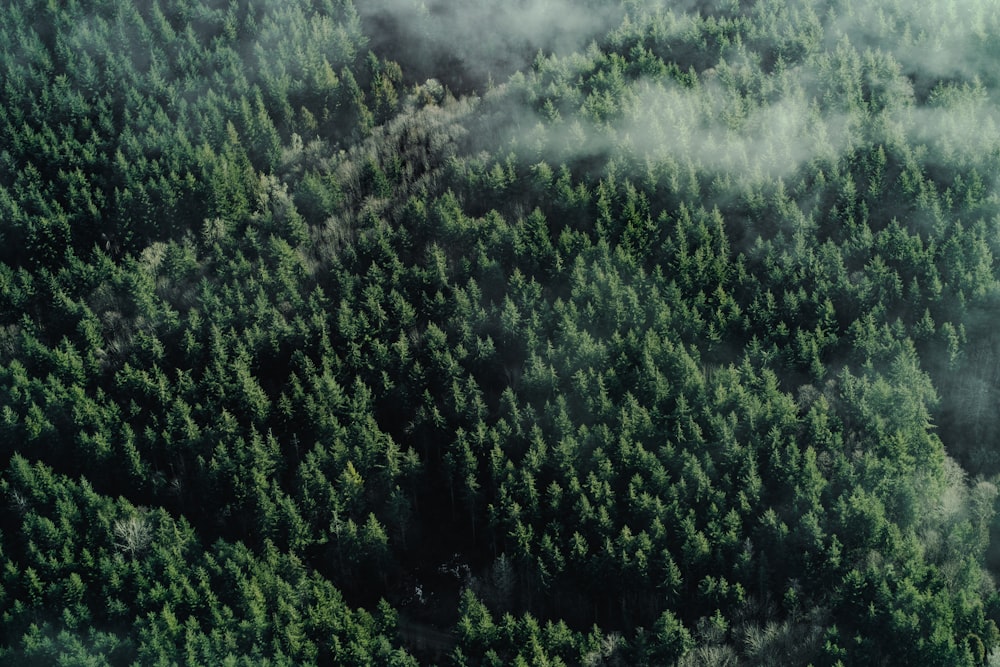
left=358, top=0, right=625, bottom=92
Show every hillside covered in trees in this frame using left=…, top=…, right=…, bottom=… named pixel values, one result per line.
left=3, top=0, right=1000, bottom=664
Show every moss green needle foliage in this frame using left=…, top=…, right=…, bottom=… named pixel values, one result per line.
left=2, top=0, right=1000, bottom=665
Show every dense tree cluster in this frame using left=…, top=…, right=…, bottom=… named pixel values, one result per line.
left=2, top=0, right=1000, bottom=664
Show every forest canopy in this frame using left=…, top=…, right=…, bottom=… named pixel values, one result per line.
left=3, top=0, right=1000, bottom=665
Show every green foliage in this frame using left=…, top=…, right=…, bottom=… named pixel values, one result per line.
left=3, top=0, right=1000, bottom=664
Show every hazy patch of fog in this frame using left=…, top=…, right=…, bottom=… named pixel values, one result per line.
left=487, top=62, right=861, bottom=191
left=452, top=0, right=1000, bottom=201
left=825, top=0, right=1000, bottom=81
left=357, top=0, right=625, bottom=92
left=622, top=78, right=856, bottom=181
left=909, top=83, right=1000, bottom=166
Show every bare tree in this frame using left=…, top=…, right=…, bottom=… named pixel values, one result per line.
left=114, top=512, right=153, bottom=557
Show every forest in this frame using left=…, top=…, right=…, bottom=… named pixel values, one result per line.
left=2, top=0, right=1000, bottom=664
